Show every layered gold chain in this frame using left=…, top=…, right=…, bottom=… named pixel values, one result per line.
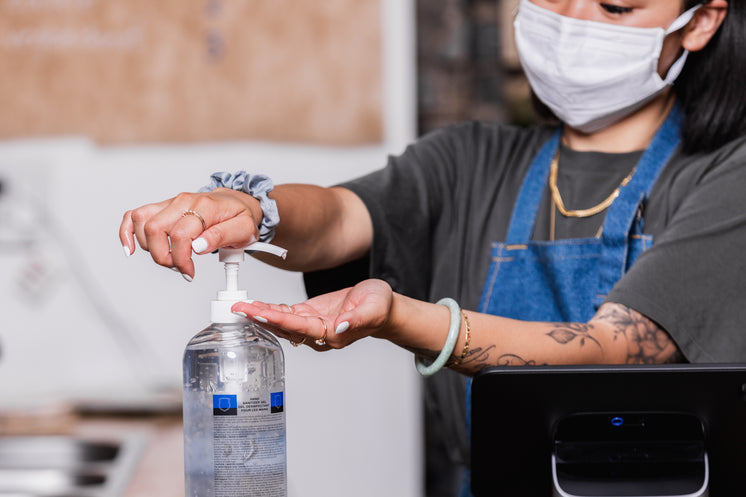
left=549, top=147, right=636, bottom=218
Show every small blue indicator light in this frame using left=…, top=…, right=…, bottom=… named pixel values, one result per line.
left=611, top=417, right=624, bottom=427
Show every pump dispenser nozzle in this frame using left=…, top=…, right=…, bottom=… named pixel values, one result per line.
left=211, top=243, right=288, bottom=323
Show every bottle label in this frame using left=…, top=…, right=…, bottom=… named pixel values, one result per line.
left=212, top=391, right=287, bottom=496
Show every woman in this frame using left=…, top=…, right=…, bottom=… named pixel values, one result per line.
left=121, top=0, right=744, bottom=493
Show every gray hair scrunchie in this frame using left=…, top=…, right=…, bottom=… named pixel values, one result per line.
left=199, top=171, right=279, bottom=243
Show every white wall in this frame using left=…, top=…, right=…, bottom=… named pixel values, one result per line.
left=0, top=0, right=422, bottom=495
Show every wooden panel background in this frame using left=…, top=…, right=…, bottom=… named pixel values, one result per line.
left=0, top=0, right=382, bottom=144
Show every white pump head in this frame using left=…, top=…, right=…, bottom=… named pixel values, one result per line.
left=210, top=242, right=288, bottom=324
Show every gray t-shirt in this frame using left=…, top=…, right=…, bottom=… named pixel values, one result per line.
left=324, top=120, right=746, bottom=363
left=302, top=120, right=746, bottom=478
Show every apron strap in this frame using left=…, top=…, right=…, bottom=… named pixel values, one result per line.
left=500, top=107, right=683, bottom=306
left=505, top=129, right=562, bottom=244
left=594, top=105, right=684, bottom=304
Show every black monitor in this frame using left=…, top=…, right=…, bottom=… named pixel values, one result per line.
left=470, top=363, right=746, bottom=496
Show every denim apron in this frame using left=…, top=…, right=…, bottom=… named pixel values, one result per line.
left=459, top=107, right=683, bottom=497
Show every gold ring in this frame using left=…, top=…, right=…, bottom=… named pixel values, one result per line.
left=315, top=317, right=328, bottom=346
left=182, top=210, right=206, bottom=231
left=290, top=335, right=306, bottom=347
left=280, top=304, right=292, bottom=313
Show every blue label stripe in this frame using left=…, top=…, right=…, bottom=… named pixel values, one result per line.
left=213, top=394, right=237, bottom=409
left=213, top=394, right=238, bottom=415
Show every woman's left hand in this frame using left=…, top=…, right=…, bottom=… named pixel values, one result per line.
left=232, top=279, right=394, bottom=351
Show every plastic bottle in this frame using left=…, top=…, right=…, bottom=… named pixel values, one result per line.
left=182, top=243, right=288, bottom=497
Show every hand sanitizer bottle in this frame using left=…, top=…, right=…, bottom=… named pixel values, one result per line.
left=182, top=243, right=288, bottom=497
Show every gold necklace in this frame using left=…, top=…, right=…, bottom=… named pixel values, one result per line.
left=549, top=146, right=636, bottom=218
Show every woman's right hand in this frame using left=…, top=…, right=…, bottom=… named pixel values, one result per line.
left=119, top=187, right=263, bottom=280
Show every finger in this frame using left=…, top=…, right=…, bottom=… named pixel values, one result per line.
left=190, top=210, right=260, bottom=255
left=335, top=295, right=386, bottom=333
left=168, top=213, right=209, bottom=279
left=266, top=328, right=296, bottom=344
left=140, top=207, right=176, bottom=269
left=275, top=330, right=321, bottom=350
left=233, top=302, right=328, bottom=339
left=128, top=202, right=167, bottom=252
left=263, top=300, right=346, bottom=338
left=119, top=210, right=135, bottom=257
left=140, top=193, right=210, bottom=269
left=234, top=309, right=333, bottom=352
left=132, top=212, right=149, bottom=252
left=234, top=301, right=297, bottom=322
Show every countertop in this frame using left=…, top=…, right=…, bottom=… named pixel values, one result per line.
left=0, top=405, right=185, bottom=497
left=75, top=413, right=185, bottom=497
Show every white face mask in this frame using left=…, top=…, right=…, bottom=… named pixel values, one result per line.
left=514, top=0, right=700, bottom=132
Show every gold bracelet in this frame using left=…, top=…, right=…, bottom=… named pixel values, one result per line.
left=451, top=310, right=471, bottom=367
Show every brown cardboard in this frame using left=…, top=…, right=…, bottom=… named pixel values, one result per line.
left=0, top=0, right=382, bottom=145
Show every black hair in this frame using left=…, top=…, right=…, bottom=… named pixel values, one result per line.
left=676, top=0, right=746, bottom=153
left=530, top=0, right=746, bottom=154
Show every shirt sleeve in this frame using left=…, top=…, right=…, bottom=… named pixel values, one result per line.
left=340, top=125, right=468, bottom=300
left=606, top=139, right=746, bottom=363
left=310, top=121, right=550, bottom=308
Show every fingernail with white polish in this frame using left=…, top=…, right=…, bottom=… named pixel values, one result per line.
left=253, top=316, right=268, bottom=323
left=335, top=321, right=350, bottom=334
left=192, top=237, right=209, bottom=254
left=182, top=273, right=193, bottom=283
left=170, top=267, right=180, bottom=272
left=233, top=311, right=248, bottom=318
left=122, top=245, right=131, bottom=258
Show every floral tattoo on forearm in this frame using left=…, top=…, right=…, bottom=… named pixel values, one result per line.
left=410, top=303, right=682, bottom=376
left=592, top=303, right=684, bottom=364
left=546, top=323, right=601, bottom=348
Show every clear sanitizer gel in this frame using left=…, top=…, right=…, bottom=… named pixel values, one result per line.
left=183, top=243, right=288, bottom=497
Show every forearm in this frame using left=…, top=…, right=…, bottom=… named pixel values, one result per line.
left=383, top=295, right=684, bottom=376
left=256, top=184, right=372, bottom=271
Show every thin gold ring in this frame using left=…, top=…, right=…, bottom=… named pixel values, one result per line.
left=290, top=335, right=306, bottom=347
left=182, top=209, right=206, bottom=231
left=315, top=317, right=328, bottom=346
